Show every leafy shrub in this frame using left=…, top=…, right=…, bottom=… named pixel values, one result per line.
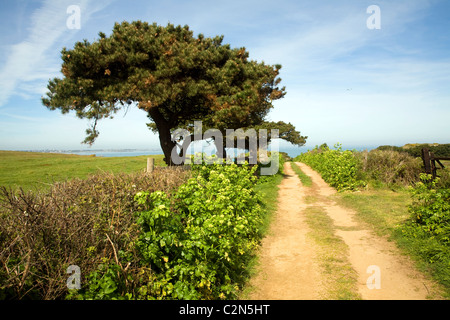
left=255, top=151, right=286, bottom=183
left=188, top=151, right=285, bottom=178
left=436, top=169, right=450, bottom=189
left=0, top=167, right=190, bottom=300
left=1, top=151, right=277, bottom=300
left=356, top=149, right=422, bottom=187
left=408, top=174, right=450, bottom=244
left=295, top=144, right=363, bottom=191
left=396, top=174, right=450, bottom=291
left=66, top=161, right=266, bottom=300
left=377, top=143, right=450, bottom=158
left=296, top=146, right=423, bottom=190
left=131, top=162, right=263, bottom=299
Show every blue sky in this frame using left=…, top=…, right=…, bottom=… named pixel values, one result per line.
left=0, top=0, right=449, bottom=152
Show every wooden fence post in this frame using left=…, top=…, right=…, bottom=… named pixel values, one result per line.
left=430, top=152, right=437, bottom=179
left=421, top=148, right=432, bottom=175
left=147, top=157, right=154, bottom=173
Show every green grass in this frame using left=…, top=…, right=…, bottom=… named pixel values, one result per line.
left=290, top=162, right=312, bottom=187
left=0, top=150, right=165, bottom=191
left=254, top=172, right=284, bottom=235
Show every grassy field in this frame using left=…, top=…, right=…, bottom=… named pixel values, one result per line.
left=0, top=150, right=165, bottom=191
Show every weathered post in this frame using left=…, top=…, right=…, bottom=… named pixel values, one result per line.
left=421, top=148, right=431, bottom=175
left=147, top=157, right=154, bottom=173
left=430, top=152, right=437, bottom=179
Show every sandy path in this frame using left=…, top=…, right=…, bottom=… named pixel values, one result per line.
left=247, top=162, right=322, bottom=299
left=247, top=162, right=443, bottom=300
left=296, top=162, right=443, bottom=300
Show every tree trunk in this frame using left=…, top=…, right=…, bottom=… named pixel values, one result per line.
left=148, top=108, right=178, bottom=166
left=159, top=129, right=177, bottom=166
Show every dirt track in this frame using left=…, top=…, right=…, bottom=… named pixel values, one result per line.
left=247, top=162, right=443, bottom=300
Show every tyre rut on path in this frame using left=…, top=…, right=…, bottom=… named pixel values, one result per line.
left=247, top=162, right=443, bottom=300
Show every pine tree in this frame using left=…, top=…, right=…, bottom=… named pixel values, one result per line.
left=42, top=21, right=306, bottom=165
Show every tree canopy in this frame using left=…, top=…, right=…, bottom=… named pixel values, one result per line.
left=42, top=21, right=307, bottom=165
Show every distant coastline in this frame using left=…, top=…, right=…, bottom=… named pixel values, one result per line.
left=16, top=144, right=377, bottom=159
left=17, top=149, right=163, bottom=158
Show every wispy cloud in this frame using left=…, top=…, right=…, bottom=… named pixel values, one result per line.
left=251, top=1, right=432, bottom=67
left=247, top=0, right=450, bottom=100
left=244, top=0, right=450, bottom=146
left=0, top=0, right=114, bottom=108
left=0, top=110, right=49, bottom=122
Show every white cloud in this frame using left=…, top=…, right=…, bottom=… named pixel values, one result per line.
left=0, top=0, right=114, bottom=108
left=247, top=0, right=450, bottom=146
left=0, top=110, right=49, bottom=122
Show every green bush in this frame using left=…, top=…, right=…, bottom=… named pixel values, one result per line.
left=71, top=161, right=265, bottom=300
left=133, top=162, right=263, bottom=299
left=408, top=174, right=450, bottom=244
left=396, top=174, right=450, bottom=292
left=296, top=146, right=424, bottom=190
left=356, top=149, right=422, bottom=187
left=295, top=144, right=363, bottom=191
left=1, top=149, right=279, bottom=300
left=0, top=168, right=190, bottom=300
left=377, top=143, right=450, bottom=158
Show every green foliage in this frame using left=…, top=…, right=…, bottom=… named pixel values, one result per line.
left=0, top=168, right=189, bottom=300
left=355, top=149, right=422, bottom=187
left=408, top=174, right=450, bottom=244
left=295, top=144, right=363, bottom=191
left=255, top=152, right=286, bottom=182
left=0, top=149, right=277, bottom=300
left=295, top=144, right=426, bottom=190
left=131, top=162, right=263, bottom=299
left=395, top=174, right=450, bottom=292
left=72, top=162, right=265, bottom=300
left=377, top=143, right=450, bottom=158
left=66, top=262, right=133, bottom=300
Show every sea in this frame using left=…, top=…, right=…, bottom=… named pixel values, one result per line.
left=63, top=149, right=163, bottom=158
left=57, top=144, right=376, bottom=159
